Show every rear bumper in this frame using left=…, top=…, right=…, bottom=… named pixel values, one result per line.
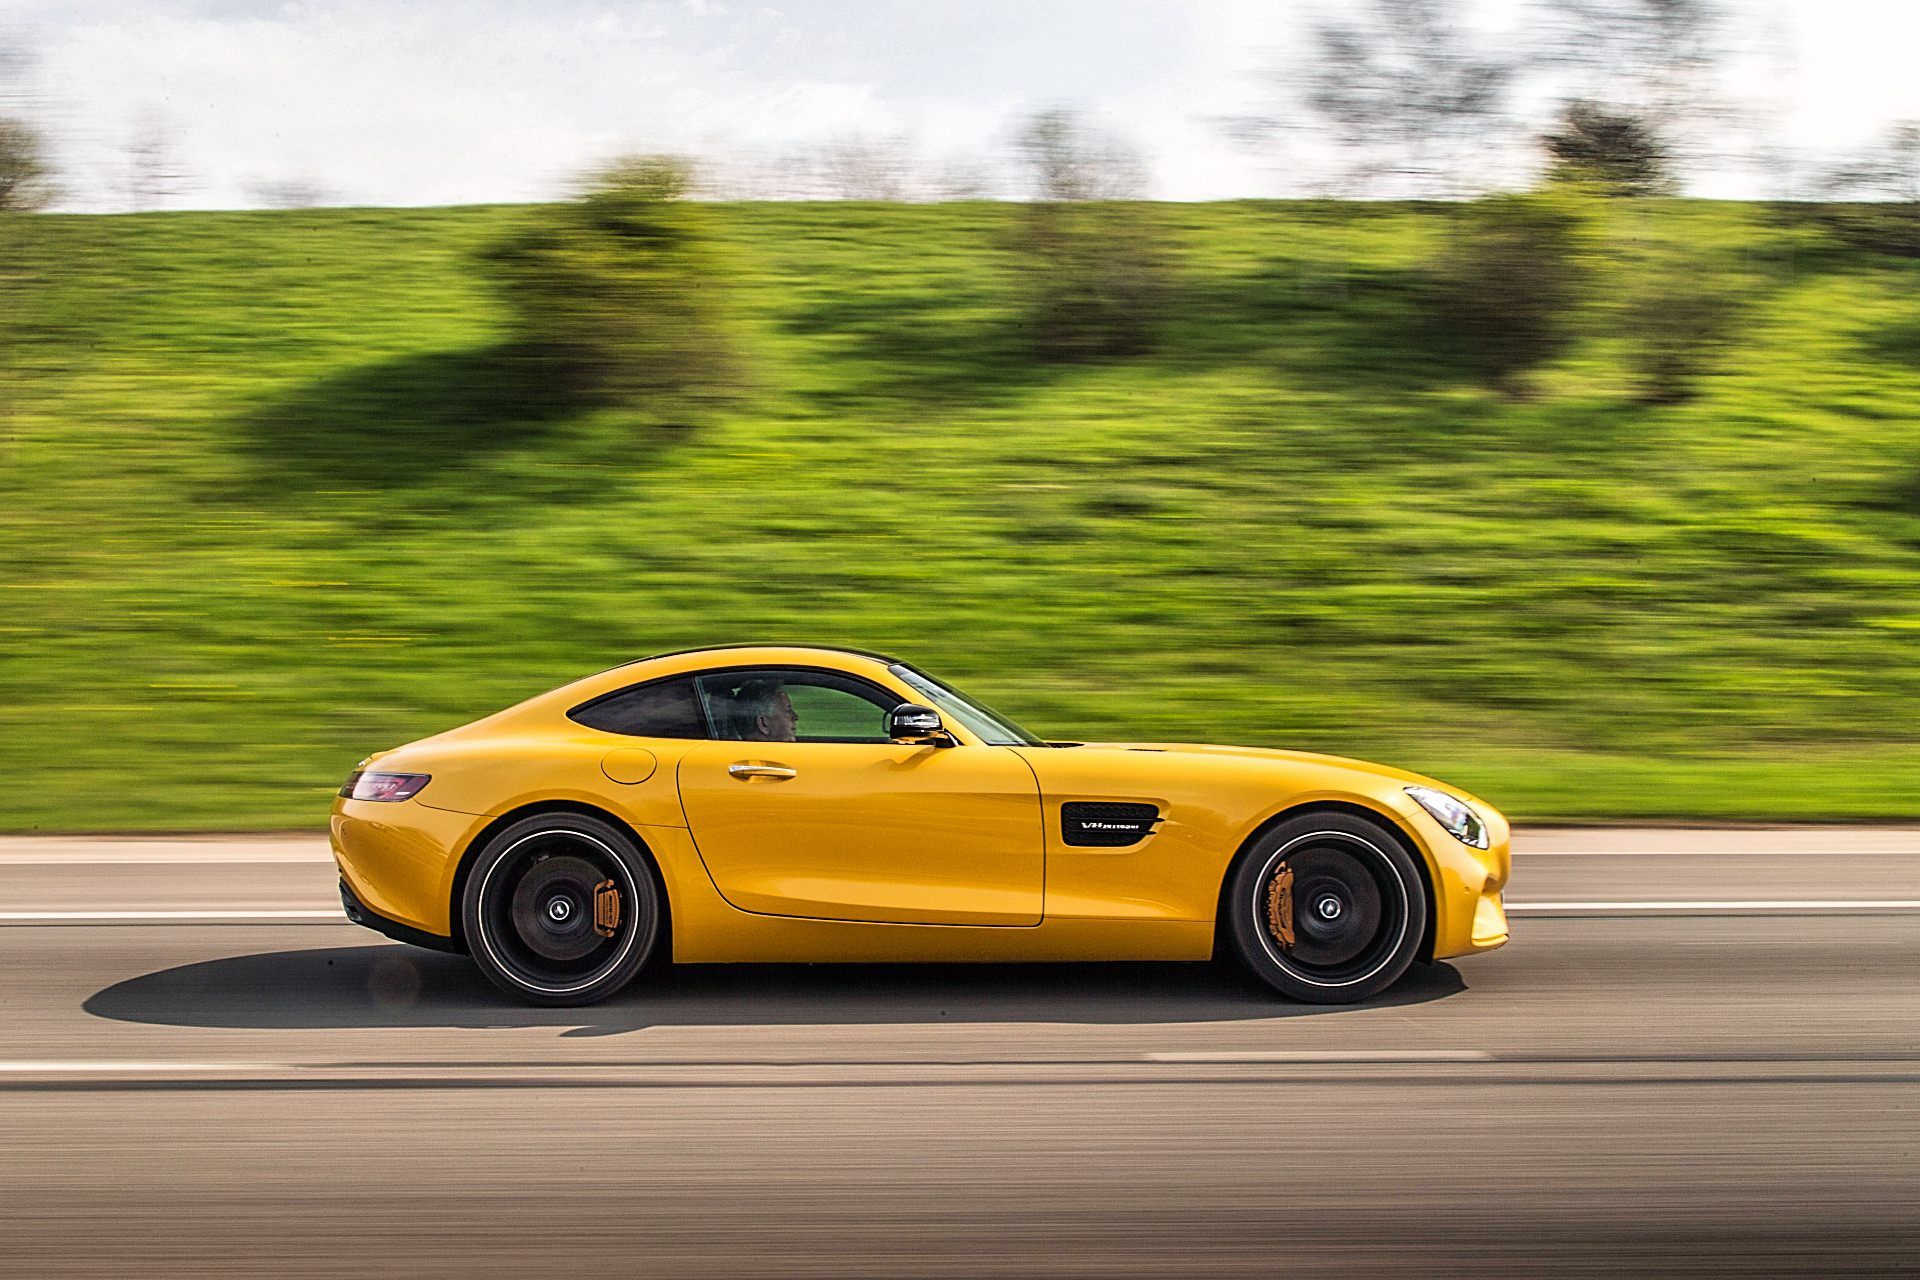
left=338, top=876, right=463, bottom=954
left=330, top=796, right=480, bottom=936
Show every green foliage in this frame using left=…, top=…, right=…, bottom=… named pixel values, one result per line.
left=0, top=206, right=47, bottom=443
left=4, top=199, right=1920, bottom=830
left=1797, top=203, right=1920, bottom=259
left=1010, top=199, right=1171, bottom=361
left=1616, top=251, right=1743, bottom=403
left=481, top=155, right=740, bottom=408
left=1430, top=192, right=1596, bottom=393
left=1008, top=109, right=1171, bottom=361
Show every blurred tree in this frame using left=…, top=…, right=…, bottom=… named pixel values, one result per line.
left=481, top=154, right=741, bottom=409
left=1826, top=122, right=1920, bottom=201
left=123, top=114, right=191, bottom=211
left=1008, top=108, right=1168, bottom=361
left=1291, top=0, right=1519, bottom=197
left=1811, top=122, right=1920, bottom=256
left=0, top=117, right=53, bottom=211
left=1431, top=192, right=1595, bottom=394
left=1542, top=100, right=1674, bottom=196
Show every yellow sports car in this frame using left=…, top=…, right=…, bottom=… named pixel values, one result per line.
left=332, top=644, right=1510, bottom=1006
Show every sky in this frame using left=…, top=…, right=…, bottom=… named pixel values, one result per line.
left=6, top=0, right=1920, bottom=210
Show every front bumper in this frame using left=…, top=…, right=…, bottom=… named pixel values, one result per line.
left=1409, top=803, right=1511, bottom=961
left=1470, top=890, right=1510, bottom=950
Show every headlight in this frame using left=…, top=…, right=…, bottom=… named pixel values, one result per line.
left=1405, top=786, right=1489, bottom=849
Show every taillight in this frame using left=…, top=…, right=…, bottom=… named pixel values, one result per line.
left=339, top=771, right=431, bottom=802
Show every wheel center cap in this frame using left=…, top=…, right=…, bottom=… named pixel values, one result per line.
left=1316, top=896, right=1343, bottom=921
left=546, top=896, right=573, bottom=923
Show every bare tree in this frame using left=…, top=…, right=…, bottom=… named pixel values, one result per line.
left=923, top=152, right=1003, bottom=201
left=124, top=114, right=191, bottom=211
left=1539, top=0, right=1727, bottom=176
left=0, top=37, right=53, bottom=212
left=246, top=177, right=335, bottom=209
left=1290, top=0, right=1519, bottom=197
left=689, top=146, right=824, bottom=200
left=1543, top=0, right=1722, bottom=114
left=1006, top=108, right=1167, bottom=361
left=817, top=132, right=914, bottom=200
left=0, top=117, right=53, bottom=211
left=1015, top=108, right=1146, bottom=201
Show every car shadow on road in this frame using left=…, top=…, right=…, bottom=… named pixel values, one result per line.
left=83, top=944, right=1466, bottom=1036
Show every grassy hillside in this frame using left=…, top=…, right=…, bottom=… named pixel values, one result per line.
left=4, top=199, right=1920, bottom=830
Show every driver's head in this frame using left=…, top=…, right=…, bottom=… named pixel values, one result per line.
left=732, top=679, right=797, bottom=742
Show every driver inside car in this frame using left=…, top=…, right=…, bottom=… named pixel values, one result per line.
left=728, top=678, right=798, bottom=742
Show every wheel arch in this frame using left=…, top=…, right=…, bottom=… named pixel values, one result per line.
left=1212, top=799, right=1438, bottom=964
left=447, top=800, right=672, bottom=956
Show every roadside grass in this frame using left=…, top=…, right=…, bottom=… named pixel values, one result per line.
left=3, top=199, right=1919, bottom=830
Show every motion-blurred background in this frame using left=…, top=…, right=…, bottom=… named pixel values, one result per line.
left=3, top=0, right=1918, bottom=832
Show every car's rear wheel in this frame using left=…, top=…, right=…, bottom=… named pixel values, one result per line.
left=1225, top=812, right=1427, bottom=1004
left=460, top=814, right=661, bottom=1006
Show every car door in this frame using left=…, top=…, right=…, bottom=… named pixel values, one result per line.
left=675, top=666, right=1044, bottom=926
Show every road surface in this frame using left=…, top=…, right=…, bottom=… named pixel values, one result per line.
left=0, top=827, right=1916, bottom=1277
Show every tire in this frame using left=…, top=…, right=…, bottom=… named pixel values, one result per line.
left=1224, top=812, right=1427, bottom=1004
left=460, top=813, right=663, bottom=1006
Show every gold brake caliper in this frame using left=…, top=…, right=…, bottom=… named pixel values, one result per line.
left=593, top=879, right=622, bottom=938
left=1265, top=862, right=1295, bottom=952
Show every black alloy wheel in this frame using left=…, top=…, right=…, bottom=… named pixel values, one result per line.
left=1225, top=812, right=1427, bottom=1004
left=460, top=813, right=662, bottom=1006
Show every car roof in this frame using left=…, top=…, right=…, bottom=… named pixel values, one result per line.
left=628, top=643, right=904, bottom=668
left=436, top=645, right=912, bottom=742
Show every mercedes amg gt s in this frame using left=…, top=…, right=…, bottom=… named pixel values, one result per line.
left=331, top=645, right=1510, bottom=1006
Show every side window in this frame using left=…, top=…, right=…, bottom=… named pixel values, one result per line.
left=695, top=668, right=903, bottom=744
left=569, top=675, right=707, bottom=738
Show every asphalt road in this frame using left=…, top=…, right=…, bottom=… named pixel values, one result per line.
left=1, top=827, right=1916, bottom=1277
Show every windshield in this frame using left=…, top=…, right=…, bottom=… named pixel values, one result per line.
left=888, top=664, right=1045, bottom=747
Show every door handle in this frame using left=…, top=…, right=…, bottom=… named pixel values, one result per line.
left=728, top=763, right=797, bottom=780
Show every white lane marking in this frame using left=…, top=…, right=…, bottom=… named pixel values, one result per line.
left=0, top=854, right=334, bottom=866
left=0, top=845, right=332, bottom=865
left=1507, top=899, right=1920, bottom=912
left=1145, top=1050, right=1491, bottom=1063
left=0, top=1061, right=277, bottom=1073
left=0, top=910, right=343, bottom=922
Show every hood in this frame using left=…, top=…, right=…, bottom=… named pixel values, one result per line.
left=1076, top=741, right=1468, bottom=794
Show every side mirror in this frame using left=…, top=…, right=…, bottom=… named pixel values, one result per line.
left=887, top=703, right=950, bottom=744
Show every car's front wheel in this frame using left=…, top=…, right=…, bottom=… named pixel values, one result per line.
left=1225, top=812, right=1427, bottom=1004
left=460, top=813, right=662, bottom=1006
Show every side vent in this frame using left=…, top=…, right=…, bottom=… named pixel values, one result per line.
left=1061, top=801, right=1162, bottom=847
